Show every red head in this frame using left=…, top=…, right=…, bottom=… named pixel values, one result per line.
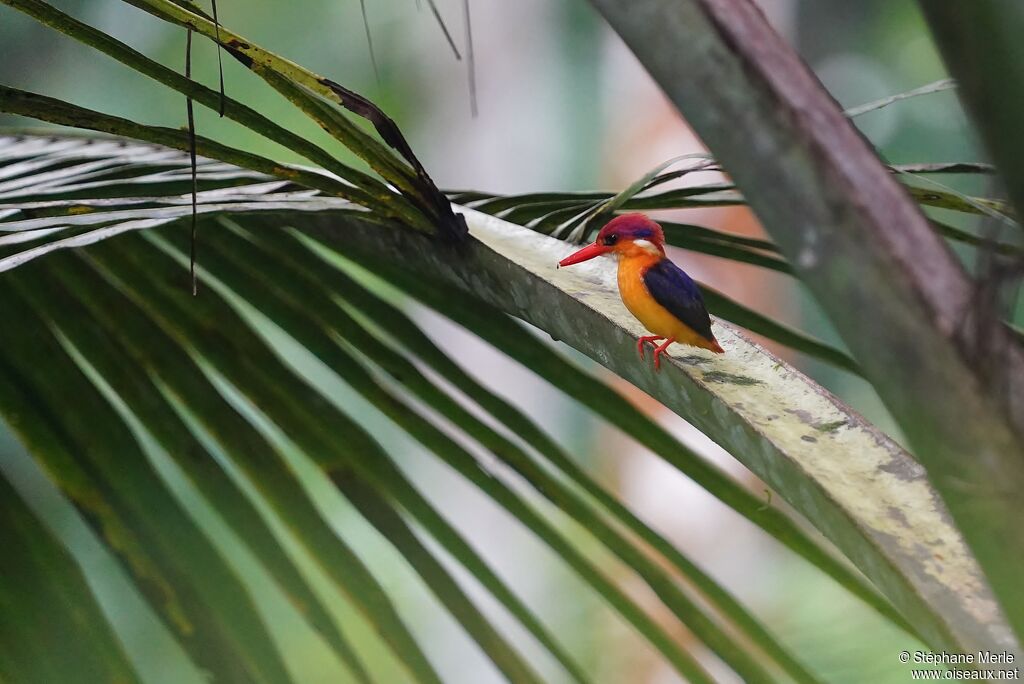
left=557, top=213, right=666, bottom=267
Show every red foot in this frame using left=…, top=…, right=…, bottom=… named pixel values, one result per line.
left=652, top=338, right=676, bottom=371
left=636, top=335, right=664, bottom=360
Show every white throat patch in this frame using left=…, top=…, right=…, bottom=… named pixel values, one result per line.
left=633, top=239, right=661, bottom=255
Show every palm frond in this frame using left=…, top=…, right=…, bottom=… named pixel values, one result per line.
left=0, top=475, right=141, bottom=683
left=0, top=287, right=297, bottom=684
left=308, top=199, right=1011, bottom=650
left=2, top=131, right=984, bottom=681
left=0, top=0, right=1017, bottom=677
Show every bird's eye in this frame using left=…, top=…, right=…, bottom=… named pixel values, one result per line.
left=603, top=234, right=618, bottom=246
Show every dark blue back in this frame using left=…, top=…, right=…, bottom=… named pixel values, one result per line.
left=642, top=259, right=715, bottom=341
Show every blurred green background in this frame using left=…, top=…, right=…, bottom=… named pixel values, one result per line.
left=0, top=1, right=991, bottom=681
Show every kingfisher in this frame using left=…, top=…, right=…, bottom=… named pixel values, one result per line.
left=557, top=213, right=724, bottom=370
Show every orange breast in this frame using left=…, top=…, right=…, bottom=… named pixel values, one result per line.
left=617, top=254, right=714, bottom=348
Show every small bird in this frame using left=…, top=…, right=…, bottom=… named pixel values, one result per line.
left=558, top=213, right=724, bottom=370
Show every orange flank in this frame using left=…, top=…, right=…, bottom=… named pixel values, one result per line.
left=616, top=247, right=723, bottom=354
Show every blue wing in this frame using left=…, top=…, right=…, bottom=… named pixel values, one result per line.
left=642, top=259, right=715, bottom=341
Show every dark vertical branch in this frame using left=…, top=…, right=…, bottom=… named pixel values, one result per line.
left=463, top=0, right=477, bottom=117
left=210, top=0, right=225, bottom=116
left=917, top=1, right=1024, bottom=370
left=358, top=0, right=381, bottom=86
left=184, top=29, right=198, bottom=295
left=586, top=0, right=1024, bottom=645
left=918, top=3, right=1024, bottom=223
left=423, top=0, right=462, bottom=59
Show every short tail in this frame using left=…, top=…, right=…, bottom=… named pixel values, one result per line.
left=704, top=336, right=725, bottom=354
